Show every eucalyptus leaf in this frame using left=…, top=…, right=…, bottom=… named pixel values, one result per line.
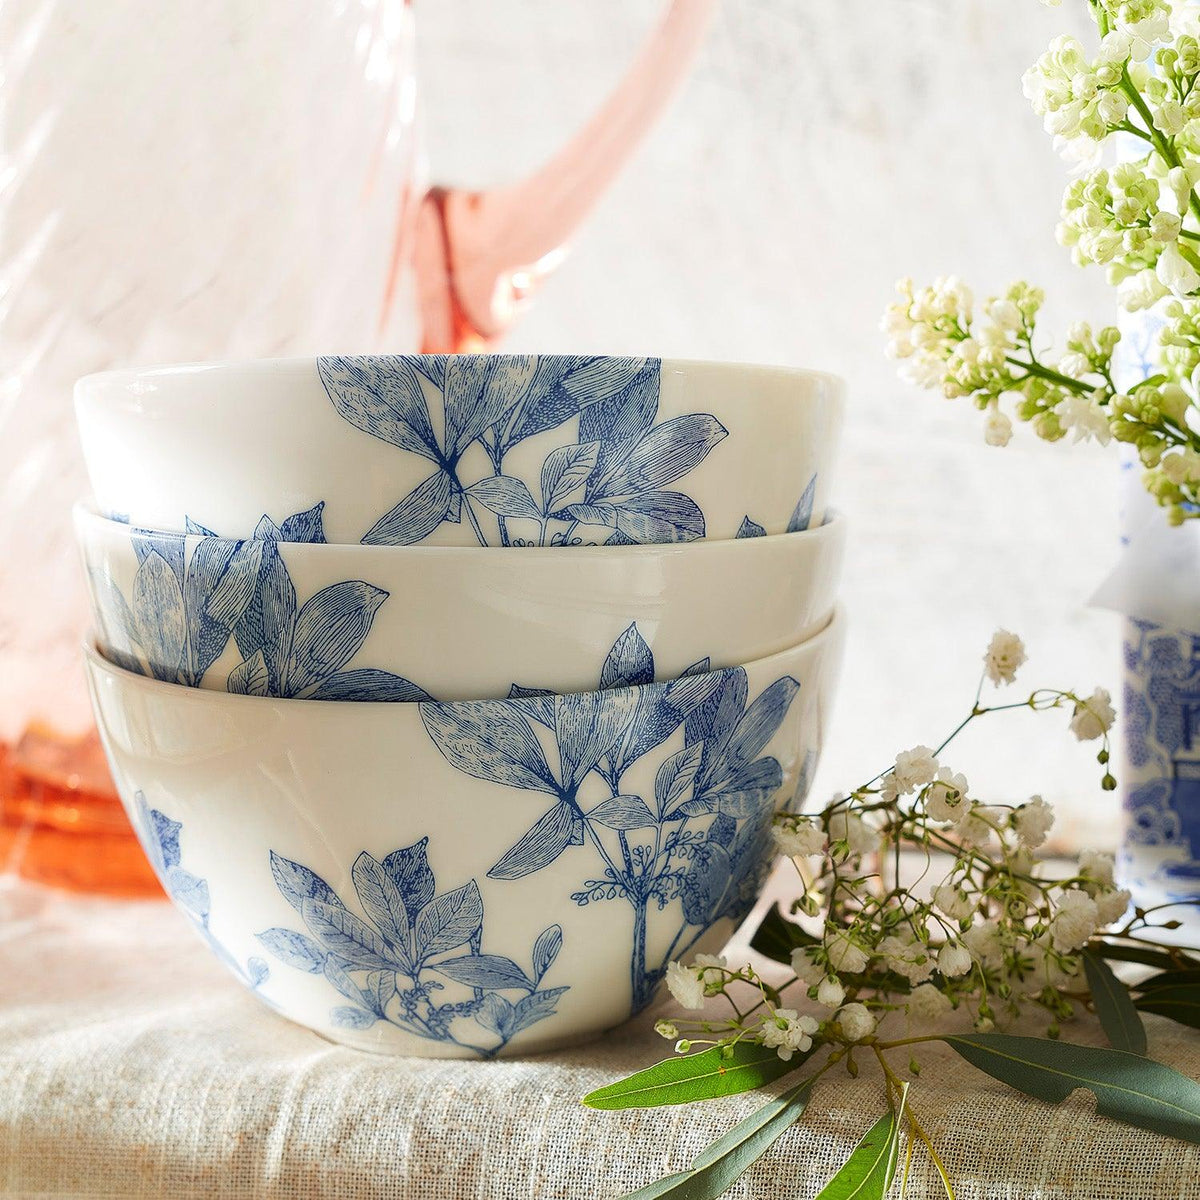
left=1135, top=969, right=1200, bottom=995
left=813, top=1083, right=907, bottom=1200
left=620, top=1077, right=815, bottom=1199
left=1083, top=951, right=1147, bottom=1054
left=584, top=1043, right=807, bottom=1110
left=1136, top=983, right=1200, bottom=1032
left=1089, top=940, right=1200, bottom=973
left=943, top=1034, right=1200, bottom=1144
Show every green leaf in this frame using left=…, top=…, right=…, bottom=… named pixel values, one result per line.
left=750, top=902, right=819, bottom=965
left=1083, top=951, right=1147, bottom=1054
left=943, top=1034, right=1200, bottom=1144
left=1135, top=969, right=1200, bottom=995
left=620, top=1077, right=815, bottom=1199
left=584, top=1043, right=806, bottom=1110
left=1136, top=983, right=1200, bottom=1032
left=1089, top=940, right=1200, bottom=973
left=814, top=1084, right=908, bottom=1199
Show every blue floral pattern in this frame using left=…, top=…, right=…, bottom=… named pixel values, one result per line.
left=131, top=792, right=268, bottom=991
left=736, top=473, right=817, bottom=540
left=316, top=356, right=728, bottom=547
left=90, top=505, right=430, bottom=702
left=257, top=841, right=567, bottom=1057
left=419, top=626, right=801, bottom=1013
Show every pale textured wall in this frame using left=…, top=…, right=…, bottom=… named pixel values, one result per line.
left=418, top=1, right=1122, bottom=844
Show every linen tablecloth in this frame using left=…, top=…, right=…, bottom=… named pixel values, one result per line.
left=1, top=876, right=1198, bottom=1199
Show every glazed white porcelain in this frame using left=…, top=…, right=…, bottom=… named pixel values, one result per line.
left=74, top=356, right=843, bottom=546
left=75, top=504, right=845, bottom=702
left=84, top=609, right=843, bottom=1058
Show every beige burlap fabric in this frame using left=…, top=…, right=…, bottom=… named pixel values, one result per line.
left=1, top=877, right=1198, bottom=1199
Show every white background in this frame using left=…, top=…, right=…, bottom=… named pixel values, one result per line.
left=419, top=1, right=1122, bottom=846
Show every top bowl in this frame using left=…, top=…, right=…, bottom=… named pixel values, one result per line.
left=75, top=356, right=843, bottom=546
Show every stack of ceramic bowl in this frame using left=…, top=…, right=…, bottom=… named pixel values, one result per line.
left=74, top=355, right=845, bottom=1058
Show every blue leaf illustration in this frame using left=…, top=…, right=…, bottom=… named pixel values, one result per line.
left=411, top=355, right=447, bottom=390
left=381, top=838, right=437, bottom=919
left=147, top=806, right=183, bottom=870
left=318, top=356, right=440, bottom=461
left=308, top=670, right=432, bottom=703
left=228, top=649, right=270, bottom=696
left=256, top=927, right=327, bottom=973
left=540, top=442, right=600, bottom=513
left=506, top=685, right=557, bottom=729
left=556, top=689, right=641, bottom=788
left=509, top=987, right=570, bottom=1034
left=599, top=624, right=656, bottom=691
left=331, top=1006, right=377, bottom=1030
left=235, top=539, right=297, bottom=693
left=681, top=842, right=732, bottom=927
left=421, top=701, right=558, bottom=793
left=532, top=925, right=563, bottom=980
left=569, top=491, right=705, bottom=544
left=364, top=970, right=397, bottom=1017
left=577, top=365, right=659, bottom=479
left=588, top=795, right=658, bottom=830
left=686, top=670, right=750, bottom=779
left=503, top=356, right=641, bottom=447
left=707, top=812, right=738, bottom=848
left=489, top=801, right=585, bottom=881
left=431, top=953, right=534, bottom=992
left=445, top=355, right=538, bottom=456
left=709, top=757, right=785, bottom=817
left=414, top=880, right=484, bottom=959
left=466, top=475, right=541, bottom=521
left=246, top=957, right=270, bottom=988
left=269, top=850, right=343, bottom=914
left=133, top=551, right=186, bottom=682
left=351, top=851, right=412, bottom=951
left=474, top=993, right=516, bottom=1037
left=560, top=358, right=650, bottom=407
left=656, top=743, right=705, bottom=816
left=323, top=956, right=367, bottom=1003
left=191, top=538, right=264, bottom=679
left=787, top=474, right=817, bottom=533
left=720, top=677, right=801, bottom=774
left=131, top=528, right=185, bottom=582
left=279, top=502, right=328, bottom=544
left=185, top=517, right=217, bottom=536
left=302, top=898, right=393, bottom=969
left=286, top=581, right=389, bottom=694
left=736, top=516, right=766, bottom=539
left=362, top=470, right=454, bottom=546
left=166, top=867, right=211, bottom=919
left=591, top=413, right=727, bottom=498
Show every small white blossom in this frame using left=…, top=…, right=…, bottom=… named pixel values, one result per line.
left=1051, top=888, right=1100, bottom=951
left=1014, top=795, right=1055, bottom=849
left=1158, top=242, right=1200, bottom=297
left=984, top=630, right=1027, bottom=686
left=878, top=933, right=934, bottom=984
left=932, top=884, right=975, bottom=923
left=655, top=1020, right=678, bottom=1039
left=828, top=810, right=881, bottom=856
left=1078, top=848, right=1116, bottom=889
left=816, top=976, right=846, bottom=1008
left=691, top=953, right=727, bottom=982
left=907, top=982, right=953, bottom=1018
left=1057, top=392, right=1112, bottom=445
left=957, top=804, right=1002, bottom=847
left=938, top=941, right=973, bottom=978
left=825, top=932, right=870, bottom=975
left=1070, top=688, right=1116, bottom=740
left=772, top=818, right=826, bottom=858
left=791, top=947, right=825, bottom=986
left=891, top=745, right=939, bottom=794
left=963, top=920, right=1004, bottom=966
left=664, top=960, right=706, bottom=1010
left=837, top=1002, right=877, bottom=1042
left=925, top=768, right=970, bottom=824
left=984, top=407, right=1014, bottom=447
left=1095, top=886, right=1132, bottom=926
left=759, top=1008, right=819, bottom=1061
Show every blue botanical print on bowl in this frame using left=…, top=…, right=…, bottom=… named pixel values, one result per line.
left=420, top=625, right=800, bottom=1013
left=736, top=473, right=817, bottom=539
left=131, top=792, right=268, bottom=991
left=316, top=355, right=728, bottom=547
left=90, top=505, right=430, bottom=703
left=257, top=840, right=567, bottom=1058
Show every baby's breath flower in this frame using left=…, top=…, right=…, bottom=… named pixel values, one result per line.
left=963, top=921, right=1005, bottom=967
left=837, top=1003, right=877, bottom=1042
left=692, top=954, right=727, bottom=983
left=937, top=942, right=973, bottom=978
left=932, top=884, right=975, bottom=923
left=655, top=1020, right=679, bottom=1040
left=1050, top=889, right=1101, bottom=951
left=664, top=960, right=706, bottom=1010
left=759, top=1009, right=819, bottom=1060
left=984, top=629, right=1027, bottom=686
left=791, top=946, right=825, bottom=986
left=891, top=746, right=940, bottom=795
left=1095, top=886, right=1133, bottom=925
left=827, top=810, right=881, bottom=857
left=956, top=803, right=1002, bottom=847
left=879, top=934, right=934, bottom=984
left=772, top=816, right=826, bottom=858
left=1014, top=795, right=1055, bottom=849
left=907, top=982, right=953, bottom=1019
left=826, top=932, right=870, bottom=975
left=1070, top=687, right=1116, bottom=740
left=1078, top=848, right=1117, bottom=890
left=925, top=768, right=971, bottom=824
left=816, top=977, right=846, bottom=1008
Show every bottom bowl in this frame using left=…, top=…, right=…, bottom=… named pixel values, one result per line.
left=84, top=611, right=844, bottom=1058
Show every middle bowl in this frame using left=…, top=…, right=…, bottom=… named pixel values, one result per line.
left=75, top=505, right=845, bottom=701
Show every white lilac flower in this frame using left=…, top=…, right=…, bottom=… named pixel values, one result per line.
left=907, top=982, right=953, bottom=1018
left=759, top=1008, right=819, bottom=1061
left=878, top=934, right=934, bottom=984
left=791, top=947, right=825, bottom=986
left=816, top=977, right=846, bottom=1008
left=937, top=941, right=973, bottom=978
left=932, top=884, right=975, bottom=923
left=837, top=1002, right=877, bottom=1042
left=1057, top=392, right=1113, bottom=445
left=827, top=810, right=881, bottom=856
left=1095, top=886, right=1133, bottom=926
left=1120, top=267, right=1170, bottom=311
left=1014, top=795, right=1055, bottom=849
left=1070, top=688, right=1116, bottom=740
left=962, top=921, right=1005, bottom=966
left=984, top=407, right=1014, bottom=447
left=1158, top=242, right=1200, bottom=297
left=1051, top=888, right=1100, bottom=951
left=772, top=819, right=826, bottom=858
left=1078, top=848, right=1116, bottom=889
left=664, top=960, right=706, bottom=1010
left=925, top=768, right=970, bottom=824
left=825, top=932, right=870, bottom=975
left=983, top=630, right=1027, bottom=686
left=891, top=745, right=939, bottom=794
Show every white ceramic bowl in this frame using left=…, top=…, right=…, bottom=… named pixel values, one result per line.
left=84, top=610, right=844, bottom=1057
left=75, top=356, right=843, bottom=546
left=75, top=504, right=845, bottom=701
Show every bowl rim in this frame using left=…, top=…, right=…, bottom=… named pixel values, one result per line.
left=72, top=501, right=847, bottom=561
left=82, top=605, right=844, bottom=712
left=74, top=355, right=846, bottom=404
